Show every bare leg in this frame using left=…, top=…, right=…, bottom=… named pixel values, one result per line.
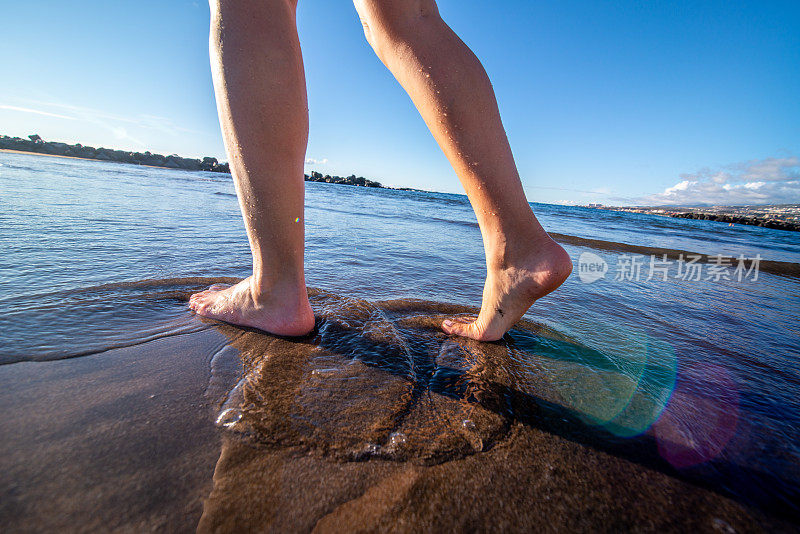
left=354, top=0, right=572, bottom=341
left=189, top=0, right=314, bottom=336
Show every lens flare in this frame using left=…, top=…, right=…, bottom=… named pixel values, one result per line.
left=505, top=318, right=678, bottom=438
left=653, top=362, right=740, bottom=468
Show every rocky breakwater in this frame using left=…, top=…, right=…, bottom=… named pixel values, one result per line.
left=669, top=211, right=800, bottom=232
left=603, top=205, right=800, bottom=233
left=303, top=170, right=382, bottom=188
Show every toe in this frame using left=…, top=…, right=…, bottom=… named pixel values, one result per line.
left=208, top=284, right=230, bottom=291
left=442, top=317, right=476, bottom=338
left=189, top=290, right=208, bottom=303
left=442, top=317, right=500, bottom=342
left=190, top=295, right=210, bottom=314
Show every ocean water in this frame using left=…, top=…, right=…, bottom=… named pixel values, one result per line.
left=1, top=151, right=799, bottom=518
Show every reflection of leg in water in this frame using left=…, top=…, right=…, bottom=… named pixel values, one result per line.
left=353, top=0, right=572, bottom=341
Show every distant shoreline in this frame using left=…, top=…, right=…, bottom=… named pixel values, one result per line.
left=0, top=148, right=175, bottom=169
left=0, top=134, right=426, bottom=191
left=4, top=135, right=795, bottom=230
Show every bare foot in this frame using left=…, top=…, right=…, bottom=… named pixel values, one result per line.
left=441, top=238, right=573, bottom=341
left=188, top=277, right=315, bottom=337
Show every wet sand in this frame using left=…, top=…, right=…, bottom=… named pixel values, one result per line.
left=0, top=329, right=231, bottom=532
left=0, top=290, right=794, bottom=532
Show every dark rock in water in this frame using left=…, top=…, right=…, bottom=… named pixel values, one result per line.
left=67, top=144, right=97, bottom=158
left=143, top=153, right=166, bottom=166
left=303, top=170, right=384, bottom=188
left=601, top=205, right=800, bottom=232
left=183, top=158, right=203, bottom=171
left=201, top=156, right=219, bottom=171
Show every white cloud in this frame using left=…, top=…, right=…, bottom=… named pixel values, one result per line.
left=740, top=156, right=800, bottom=182
left=638, top=156, right=800, bottom=206
left=744, top=181, right=765, bottom=190
left=0, top=104, right=75, bottom=121
left=664, top=180, right=695, bottom=193
left=304, top=157, right=328, bottom=165
left=711, top=171, right=729, bottom=184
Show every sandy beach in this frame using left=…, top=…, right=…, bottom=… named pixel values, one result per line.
left=0, top=330, right=226, bottom=532
left=1, top=289, right=793, bottom=533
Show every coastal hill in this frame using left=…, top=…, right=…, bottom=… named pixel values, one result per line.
left=0, top=134, right=390, bottom=189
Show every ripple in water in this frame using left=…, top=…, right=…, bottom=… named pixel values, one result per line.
left=0, top=277, right=240, bottom=363
left=208, top=289, right=679, bottom=466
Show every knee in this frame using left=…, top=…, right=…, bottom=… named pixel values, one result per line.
left=210, top=0, right=299, bottom=22
left=353, top=0, right=440, bottom=56
left=209, top=0, right=300, bottom=59
left=210, top=0, right=298, bottom=8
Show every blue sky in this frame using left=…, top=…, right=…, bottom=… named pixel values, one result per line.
left=1, top=0, right=798, bottom=205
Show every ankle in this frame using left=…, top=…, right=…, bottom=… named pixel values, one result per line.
left=249, top=274, right=308, bottom=305
left=484, top=228, right=554, bottom=271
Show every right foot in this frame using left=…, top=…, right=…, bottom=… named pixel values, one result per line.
left=188, top=277, right=315, bottom=337
left=441, top=237, right=572, bottom=342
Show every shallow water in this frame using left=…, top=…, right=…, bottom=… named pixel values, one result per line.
left=1, top=151, right=799, bottom=518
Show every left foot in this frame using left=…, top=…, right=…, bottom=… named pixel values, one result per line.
left=441, top=237, right=572, bottom=341
left=188, top=277, right=315, bottom=337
